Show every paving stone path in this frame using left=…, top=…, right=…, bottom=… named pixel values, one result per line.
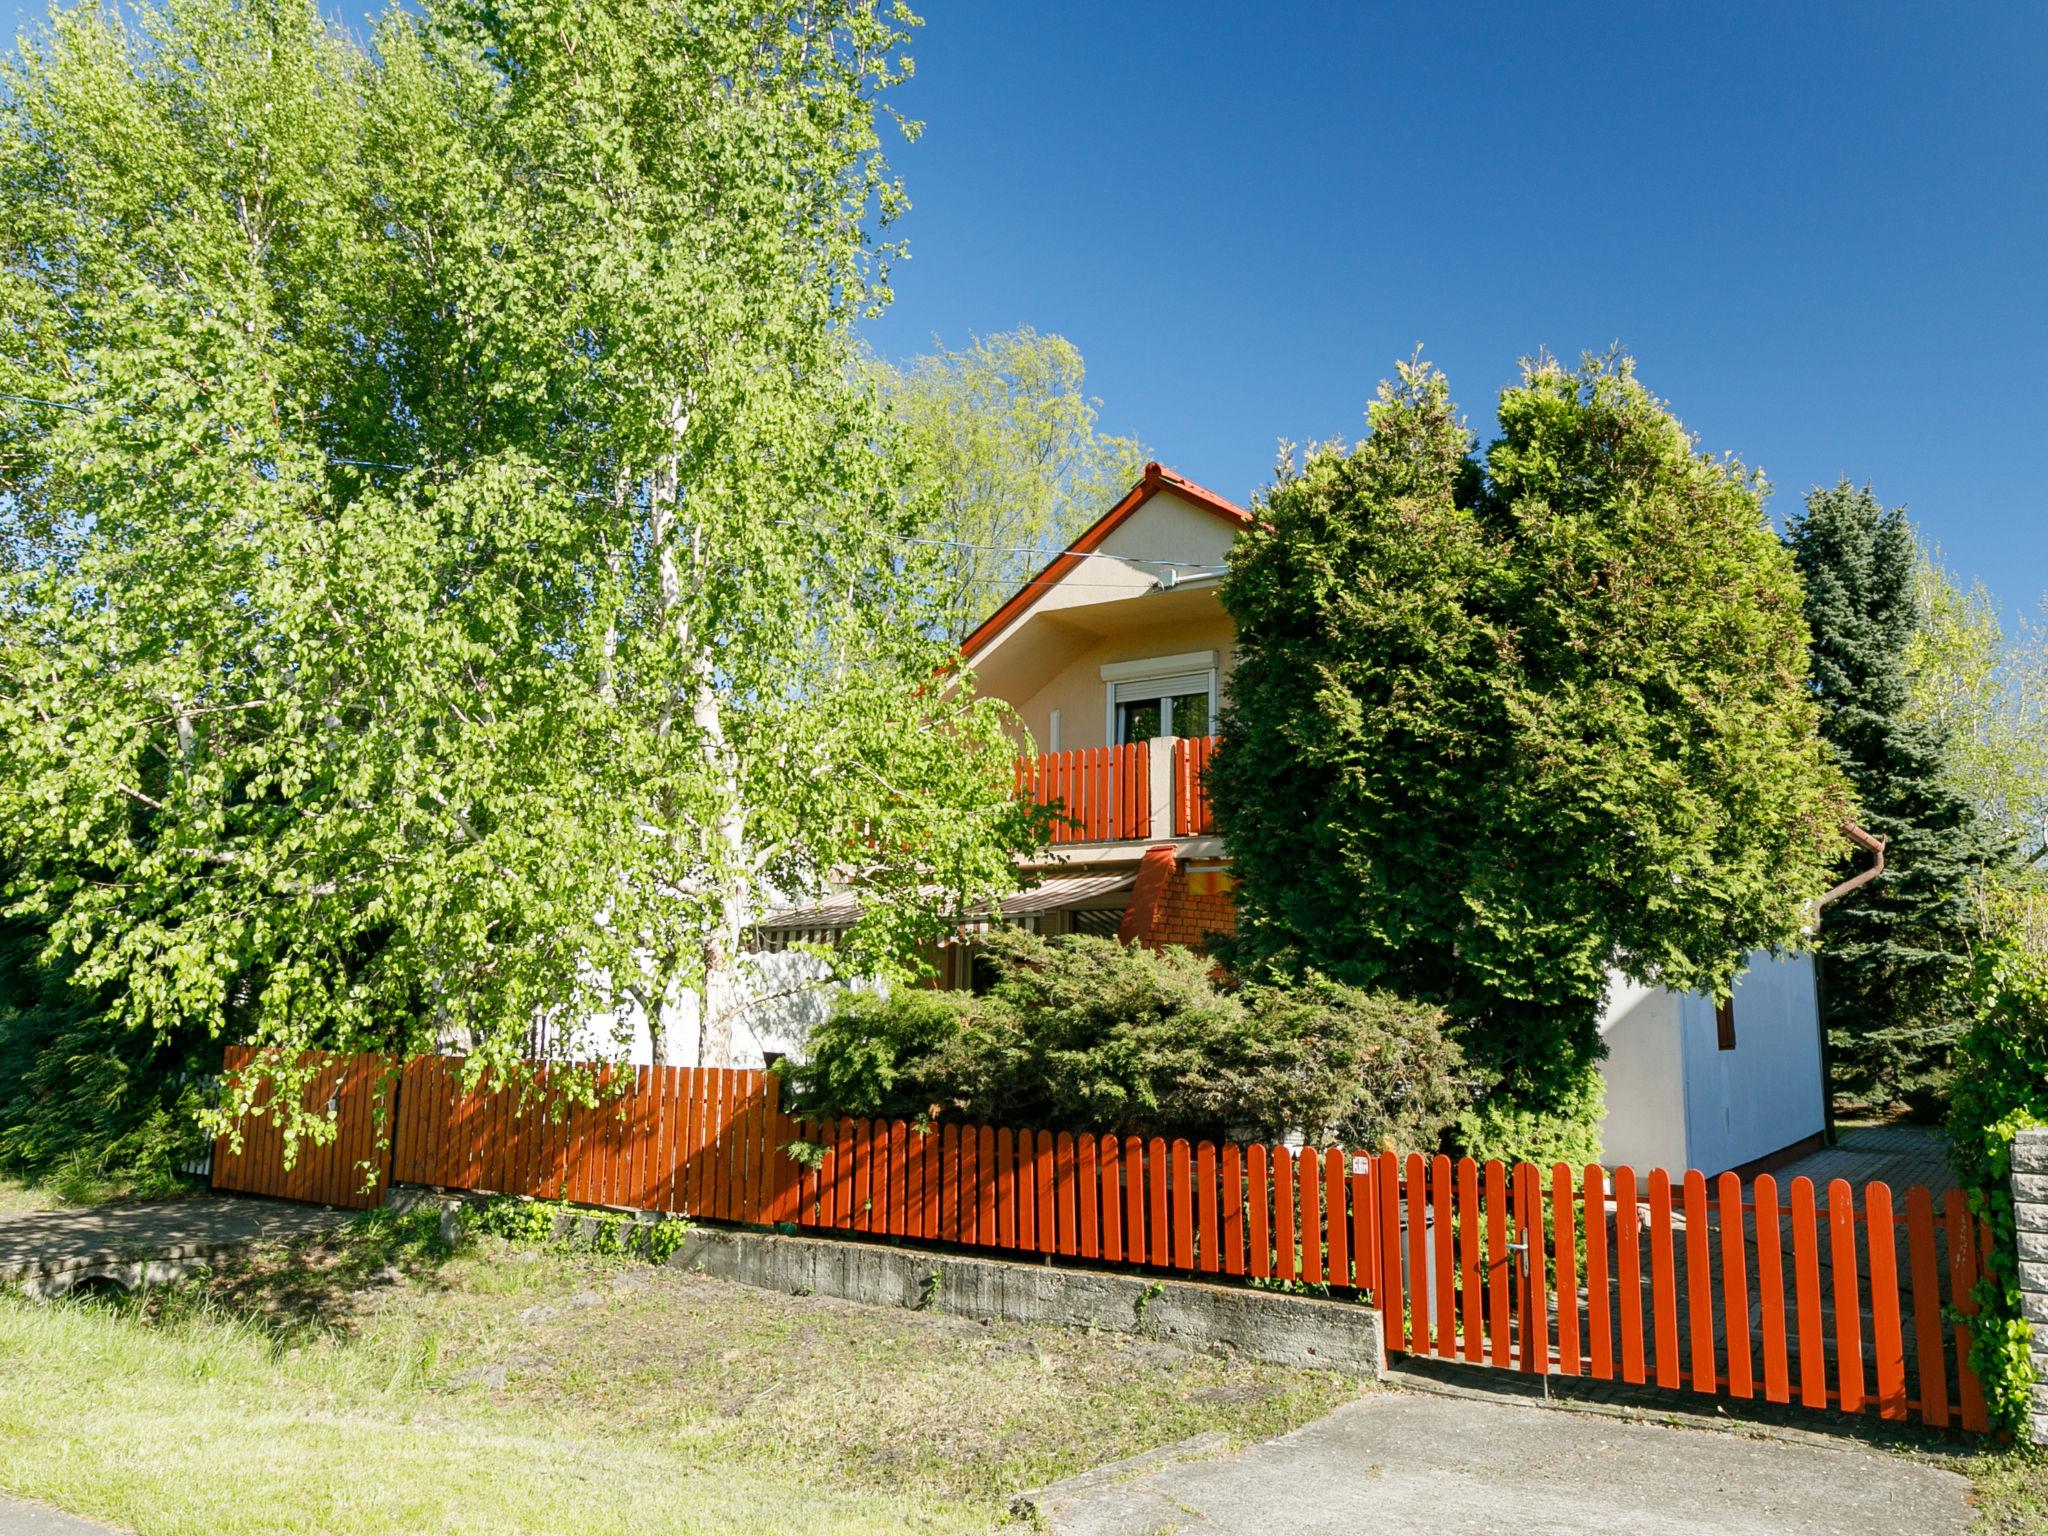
left=0, top=1193, right=348, bottom=1297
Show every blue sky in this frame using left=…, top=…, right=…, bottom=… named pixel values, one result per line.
left=858, top=2, right=2047, bottom=616
left=7, top=0, right=2043, bottom=614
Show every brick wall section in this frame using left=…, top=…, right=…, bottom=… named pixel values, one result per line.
left=2014, top=1126, right=2048, bottom=1445
left=1118, top=845, right=1237, bottom=953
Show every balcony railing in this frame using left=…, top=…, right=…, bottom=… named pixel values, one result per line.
left=1015, top=736, right=1221, bottom=843
left=1016, top=742, right=1151, bottom=843
left=1172, top=735, right=1218, bottom=836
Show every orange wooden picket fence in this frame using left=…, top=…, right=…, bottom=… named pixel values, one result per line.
left=210, top=1046, right=394, bottom=1210
left=1016, top=742, right=1151, bottom=843
left=386, top=1059, right=794, bottom=1224
left=212, top=1051, right=1993, bottom=1434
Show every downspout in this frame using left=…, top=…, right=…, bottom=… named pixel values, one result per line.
left=1810, top=821, right=1887, bottom=1147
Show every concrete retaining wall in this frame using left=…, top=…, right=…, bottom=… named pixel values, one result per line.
left=404, top=1187, right=1381, bottom=1377
left=2011, top=1127, right=2048, bottom=1445
left=670, top=1225, right=1383, bottom=1376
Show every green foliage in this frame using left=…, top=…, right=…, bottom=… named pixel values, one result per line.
left=465, top=1195, right=689, bottom=1263
left=874, top=328, right=1146, bottom=644
left=467, top=1196, right=569, bottom=1249
left=1455, top=1069, right=1606, bottom=1170
left=777, top=929, right=1471, bottom=1149
left=1788, top=484, right=2002, bottom=1113
left=1907, top=555, right=2048, bottom=952
left=0, top=899, right=211, bottom=1198
left=0, top=0, right=1039, bottom=1144
left=1212, top=353, right=1848, bottom=1165
left=1946, top=942, right=2048, bottom=1435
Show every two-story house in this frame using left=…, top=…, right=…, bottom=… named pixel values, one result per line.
left=752, top=462, right=1834, bottom=1178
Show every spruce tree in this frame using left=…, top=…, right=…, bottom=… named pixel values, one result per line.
left=1787, top=483, right=2000, bottom=1112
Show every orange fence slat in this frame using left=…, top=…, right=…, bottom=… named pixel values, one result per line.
left=1079, top=1134, right=1101, bottom=1259
left=1584, top=1164, right=1611, bottom=1380
left=1517, top=1162, right=1547, bottom=1375
left=1174, top=1139, right=1196, bottom=1272
left=1351, top=1153, right=1377, bottom=1298
left=1615, top=1164, right=1645, bottom=1385
left=1199, top=1143, right=1222, bottom=1274
left=1717, top=1171, right=1753, bottom=1399
left=1949, top=1190, right=1989, bottom=1433
left=1485, top=1159, right=1511, bottom=1368
left=1905, top=1186, right=1949, bottom=1428
left=1648, top=1169, right=1680, bottom=1389
left=1553, top=1164, right=1581, bottom=1377
left=1148, top=1139, right=1170, bottom=1269
left=1375, top=1150, right=1402, bottom=1350
left=1754, top=1175, right=1789, bottom=1404
left=1829, top=1178, right=1867, bottom=1415
left=1460, top=1158, right=1485, bottom=1365
left=1097, top=1133, right=1121, bottom=1261
left=1298, top=1149, right=1322, bottom=1286
left=1684, top=1170, right=1715, bottom=1394
left=978, top=1125, right=999, bottom=1248
left=1124, top=1135, right=1147, bottom=1265
left=1865, top=1182, right=1907, bottom=1422
left=1790, top=1177, right=1827, bottom=1410
left=1274, top=1142, right=1298, bottom=1283
left=1247, top=1144, right=1271, bottom=1280
left=1432, top=1155, right=1456, bottom=1358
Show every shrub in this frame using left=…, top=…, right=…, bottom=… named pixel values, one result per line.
left=1947, top=940, right=2048, bottom=1435
left=776, top=929, right=1472, bottom=1149
left=0, top=907, right=212, bottom=1200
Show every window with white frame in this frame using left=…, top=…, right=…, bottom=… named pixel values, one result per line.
left=1101, top=652, right=1218, bottom=745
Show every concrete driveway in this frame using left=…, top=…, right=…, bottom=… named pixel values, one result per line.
left=1022, top=1387, right=1972, bottom=1536
left=0, top=1496, right=120, bottom=1535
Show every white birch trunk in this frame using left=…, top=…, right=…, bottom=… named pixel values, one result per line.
left=643, top=396, right=756, bottom=1068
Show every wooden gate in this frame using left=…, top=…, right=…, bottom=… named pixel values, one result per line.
left=1371, top=1153, right=1992, bottom=1433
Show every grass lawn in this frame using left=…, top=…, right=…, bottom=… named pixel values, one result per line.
left=0, top=1170, right=199, bottom=1215
left=1966, top=1447, right=2048, bottom=1534
left=0, top=1207, right=1358, bottom=1534
left=0, top=1176, right=71, bottom=1215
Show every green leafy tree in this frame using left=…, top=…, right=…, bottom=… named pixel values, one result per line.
left=1907, top=557, right=2048, bottom=950
left=1787, top=484, right=2002, bottom=1111
left=0, top=0, right=1037, bottom=1152
left=875, top=328, right=1145, bottom=641
left=1211, top=354, right=1848, bottom=1164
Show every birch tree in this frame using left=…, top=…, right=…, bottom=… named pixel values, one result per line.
left=0, top=0, right=1038, bottom=1143
left=874, top=328, right=1145, bottom=641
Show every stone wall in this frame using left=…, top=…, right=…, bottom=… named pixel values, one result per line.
left=2013, top=1126, right=2048, bottom=1445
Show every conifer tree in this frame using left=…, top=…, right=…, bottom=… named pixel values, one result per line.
left=1788, top=482, right=2001, bottom=1111
left=1213, top=356, right=1847, bottom=1164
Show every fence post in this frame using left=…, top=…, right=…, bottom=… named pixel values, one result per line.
left=2011, top=1127, right=2048, bottom=1446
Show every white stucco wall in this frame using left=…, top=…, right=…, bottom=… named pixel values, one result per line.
left=1595, top=974, right=1688, bottom=1175
left=549, top=950, right=857, bottom=1069
left=1676, top=950, right=1825, bottom=1177
left=1594, top=951, right=1825, bottom=1177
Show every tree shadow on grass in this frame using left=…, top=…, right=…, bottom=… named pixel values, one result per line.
left=109, top=1202, right=462, bottom=1346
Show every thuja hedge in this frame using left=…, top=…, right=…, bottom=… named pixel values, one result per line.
left=1947, top=940, right=2048, bottom=1434
left=775, top=929, right=1473, bottom=1152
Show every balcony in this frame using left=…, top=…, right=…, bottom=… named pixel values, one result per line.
left=1015, top=736, right=1218, bottom=844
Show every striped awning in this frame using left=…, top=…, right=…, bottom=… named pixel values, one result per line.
left=752, top=873, right=1135, bottom=950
